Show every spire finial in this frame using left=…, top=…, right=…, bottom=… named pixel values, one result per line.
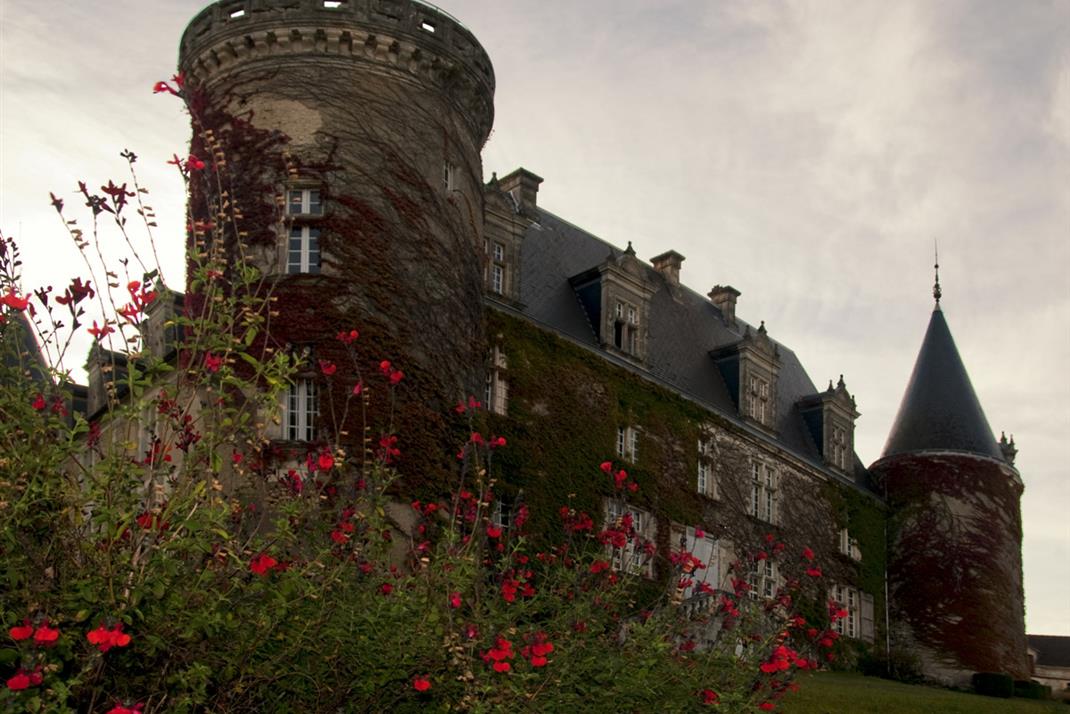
left=933, top=240, right=942, bottom=307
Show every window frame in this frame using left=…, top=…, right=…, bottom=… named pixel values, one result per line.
left=288, top=226, right=321, bottom=274
left=285, top=379, right=318, bottom=441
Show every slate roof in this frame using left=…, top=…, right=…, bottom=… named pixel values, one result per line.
left=882, top=306, right=1003, bottom=461
left=1029, top=635, right=1070, bottom=668
left=501, top=206, right=866, bottom=484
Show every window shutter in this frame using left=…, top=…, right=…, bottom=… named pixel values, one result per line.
left=861, top=592, right=875, bottom=643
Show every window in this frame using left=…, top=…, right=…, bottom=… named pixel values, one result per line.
left=287, top=188, right=323, bottom=216
left=612, top=300, right=641, bottom=357
left=617, top=425, right=639, bottom=462
left=443, top=161, right=457, bottom=192
left=830, top=585, right=860, bottom=638
left=285, top=380, right=317, bottom=441
left=748, top=559, right=779, bottom=599
left=491, top=498, right=512, bottom=531
left=749, top=462, right=777, bottom=523
left=672, top=524, right=720, bottom=599
left=697, top=435, right=716, bottom=498
left=485, top=241, right=507, bottom=296
left=830, top=425, right=849, bottom=470
left=485, top=346, right=508, bottom=416
left=288, top=227, right=321, bottom=274
left=838, top=527, right=862, bottom=561
left=748, top=375, right=771, bottom=424
left=605, top=500, right=654, bottom=577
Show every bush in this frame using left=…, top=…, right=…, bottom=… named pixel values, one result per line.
left=859, top=648, right=924, bottom=685
left=0, top=76, right=839, bottom=712
left=972, top=671, right=1014, bottom=698
left=1013, top=679, right=1051, bottom=700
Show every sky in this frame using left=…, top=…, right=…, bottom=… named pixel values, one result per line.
left=1, top=0, right=1067, bottom=634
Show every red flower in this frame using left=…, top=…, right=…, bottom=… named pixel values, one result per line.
left=389, top=368, right=404, bottom=385
left=186, top=154, right=206, bottom=171
left=9, top=620, right=33, bottom=641
left=319, top=360, right=337, bottom=376
left=380, top=582, right=394, bottom=596
left=492, top=661, right=511, bottom=673
left=250, top=553, right=278, bottom=576
left=378, top=360, right=392, bottom=374
left=701, top=689, right=719, bottom=705
left=31, top=394, right=45, bottom=411
left=330, top=529, right=350, bottom=544
left=449, top=592, right=462, bottom=609
left=87, top=622, right=132, bottom=652
left=317, top=451, right=335, bottom=471
left=489, top=436, right=506, bottom=448
left=589, top=560, right=610, bottom=574
left=204, top=353, right=223, bottom=372
left=0, top=289, right=30, bottom=311
left=759, top=703, right=775, bottom=711
left=694, top=527, right=705, bottom=539
left=88, top=321, right=114, bottom=340
left=805, top=567, right=822, bottom=578
left=486, top=526, right=502, bottom=539
left=352, top=381, right=364, bottom=395
left=627, top=481, right=639, bottom=492
left=33, top=622, right=60, bottom=647
left=336, top=329, right=359, bottom=344
left=756, top=551, right=768, bottom=561
left=152, top=80, right=179, bottom=95
left=802, top=546, right=815, bottom=562
left=600, top=461, right=613, bottom=473
left=412, top=675, right=431, bottom=692
left=6, top=671, right=30, bottom=691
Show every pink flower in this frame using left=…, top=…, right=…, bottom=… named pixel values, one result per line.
left=449, top=592, right=462, bottom=609
left=352, top=381, right=364, bottom=395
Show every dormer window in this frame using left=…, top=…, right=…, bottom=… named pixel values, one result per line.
left=831, top=425, right=849, bottom=470
left=748, top=375, right=771, bottom=424
left=287, top=188, right=323, bottom=216
left=613, top=301, right=640, bottom=356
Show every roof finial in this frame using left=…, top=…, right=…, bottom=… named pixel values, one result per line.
left=933, top=240, right=942, bottom=307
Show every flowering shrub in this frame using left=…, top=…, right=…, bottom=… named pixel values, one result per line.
left=0, top=78, right=838, bottom=712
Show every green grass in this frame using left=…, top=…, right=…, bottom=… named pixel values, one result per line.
left=781, top=672, right=1066, bottom=713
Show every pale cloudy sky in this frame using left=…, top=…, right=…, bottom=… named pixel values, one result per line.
left=1, top=0, right=1067, bottom=634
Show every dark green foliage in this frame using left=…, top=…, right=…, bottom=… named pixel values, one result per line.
left=972, top=671, right=1014, bottom=698
left=1014, top=680, right=1052, bottom=700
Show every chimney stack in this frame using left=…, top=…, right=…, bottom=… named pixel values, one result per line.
left=709, top=285, right=740, bottom=324
left=498, top=167, right=543, bottom=213
left=650, top=250, right=685, bottom=286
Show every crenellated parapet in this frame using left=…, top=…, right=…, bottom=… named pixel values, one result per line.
left=179, top=0, right=495, bottom=145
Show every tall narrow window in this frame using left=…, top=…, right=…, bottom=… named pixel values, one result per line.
left=673, top=524, right=720, bottom=599
left=443, top=161, right=457, bottom=192
left=288, top=227, right=321, bottom=274
left=286, top=380, right=317, bottom=441
left=749, top=461, right=777, bottom=523
left=486, top=241, right=507, bottom=296
left=617, top=425, right=638, bottom=462
left=697, top=435, right=716, bottom=498
left=748, top=559, right=778, bottom=599
left=486, top=346, right=508, bottom=416
left=605, top=500, right=654, bottom=577
left=612, top=301, right=640, bottom=356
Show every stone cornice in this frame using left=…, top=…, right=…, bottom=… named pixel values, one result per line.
left=179, top=0, right=495, bottom=145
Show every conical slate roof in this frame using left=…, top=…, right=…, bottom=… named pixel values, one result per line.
left=882, top=306, right=1002, bottom=460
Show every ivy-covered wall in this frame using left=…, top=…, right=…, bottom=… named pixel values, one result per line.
left=875, top=452, right=1027, bottom=682
left=485, top=310, right=887, bottom=649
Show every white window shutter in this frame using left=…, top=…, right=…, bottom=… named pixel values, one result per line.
left=861, top=592, right=875, bottom=643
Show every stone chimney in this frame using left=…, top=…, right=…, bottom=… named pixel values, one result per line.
left=709, top=285, right=741, bottom=324
left=498, top=167, right=543, bottom=214
left=650, top=250, right=685, bottom=286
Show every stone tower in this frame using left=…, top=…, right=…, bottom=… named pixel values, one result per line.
left=871, top=278, right=1027, bottom=683
left=178, top=0, right=495, bottom=478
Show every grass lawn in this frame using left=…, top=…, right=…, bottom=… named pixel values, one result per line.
left=780, top=672, right=1067, bottom=713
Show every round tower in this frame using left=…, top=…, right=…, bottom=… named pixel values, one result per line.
left=178, top=0, right=495, bottom=480
left=871, top=278, right=1027, bottom=684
